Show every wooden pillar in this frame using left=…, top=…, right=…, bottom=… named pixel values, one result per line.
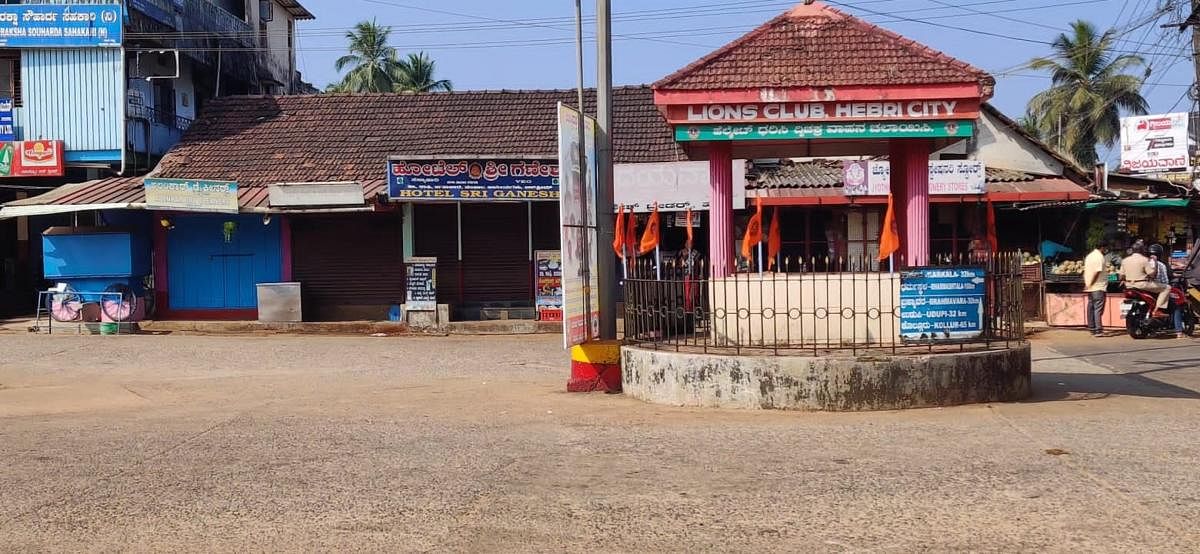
left=708, top=142, right=734, bottom=278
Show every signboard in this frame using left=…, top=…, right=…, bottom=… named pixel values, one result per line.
left=899, top=267, right=986, bottom=341
left=665, top=99, right=979, bottom=124
left=534, top=250, right=563, bottom=321
left=1120, top=113, right=1190, bottom=174
left=675, top=120, right=973, bottom=142
left=0, top=140, right=64, bottom=177
left=268, top=182, right=364, bottom=207
left=404, top=257, right=437, bottom=311
left=0, top=97, right=13, bottom=142
left=614, top=160, right=746, bottom=213
left=557, top=102, right=600, bottom=347
left=0, top=5, right=122, bottom=48
left=143, top=178, right=239, bottom=213
left=387, top=158, right=559, bottom=200
left=843, top=160, right=987, bottom=196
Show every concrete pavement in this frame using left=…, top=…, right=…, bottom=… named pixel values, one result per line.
left=0, top=331, right=1198, bottom=551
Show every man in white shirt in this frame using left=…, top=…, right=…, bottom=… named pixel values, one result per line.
left=1121, top=240, right=1170, bottom=318
left=1082, top=242, right=1109, bottom=336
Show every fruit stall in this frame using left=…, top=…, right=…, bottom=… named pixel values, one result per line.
left=1039, top=245, right=1127, bottom=328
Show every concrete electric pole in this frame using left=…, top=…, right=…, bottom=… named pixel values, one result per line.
left=595, top=0, right=617, bottom=340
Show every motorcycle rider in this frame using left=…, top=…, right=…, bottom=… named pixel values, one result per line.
left=1186, top=238, right=1200, bottom=301
left=1149, top=244, right=1185, bottom=338
left=1121, top=240, right=1170, bottom=319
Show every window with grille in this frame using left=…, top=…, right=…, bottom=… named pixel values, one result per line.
left=0, top=50, right=21, bottom=107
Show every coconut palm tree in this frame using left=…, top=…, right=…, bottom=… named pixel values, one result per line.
left=1025, top=20, right=1149, bottom=167
left=333, top=20, right=402, bottom=93
left=393, top=52, right=453, bottom=93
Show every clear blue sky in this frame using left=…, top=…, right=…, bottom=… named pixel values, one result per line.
left=293, top=0, right=1196, bottom=165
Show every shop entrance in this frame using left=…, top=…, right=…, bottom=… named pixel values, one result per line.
left=165, top=214, right=281, bottom=312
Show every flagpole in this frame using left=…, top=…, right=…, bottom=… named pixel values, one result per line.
left=757, top=242, right=763, bottom=275
left=655, top=245, right=661, bottom=280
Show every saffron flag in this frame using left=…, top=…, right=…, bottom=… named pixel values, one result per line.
left=685, top=208, right=694, bottom=250
left=986, top=198, right=998, bottom=252
left=767, top=207, right=781, bottom=270
left=639, top=203, right=660, bottom=255
left=613, top=205, right=626, bottom=258
left=741, top=197, right=763, bottom=261
left=878, top=193, right=900, bottom=261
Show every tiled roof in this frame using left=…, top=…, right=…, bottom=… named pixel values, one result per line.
left=654, top=1, right=992, bottom=91
left=750, top=162, right=1056, bottom=190
left=154, top=86, right=685, bottom=189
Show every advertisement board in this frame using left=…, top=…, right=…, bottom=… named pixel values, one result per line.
left=387, top=158, right=559, bottom=200
left=557, top=103, right=600, bottom=347
left=0, top=5, right=122, bottom=48
left=614, top=160, right=747, bottom=213
left=534, top=250, right=563, bottom=321
left=143, top=178, right=239, bottom=213
left=899, top=267, right=986, bottom=340
left=404, top=257, right=438, bottom=311
left=0, top=140, right=64, bottom=177
left=842, top=160, right=986, bottom=196
left=1120, top=113, right=1190, bottom=174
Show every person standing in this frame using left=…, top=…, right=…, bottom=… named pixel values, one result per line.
left=1082, top=242, right=1109, bottom=336
left=1121, top=240, right=1170, bottom=318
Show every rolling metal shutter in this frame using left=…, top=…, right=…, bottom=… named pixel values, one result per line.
left=412, top=203, right=462, bottom=307
left=290, top=214, right=405, bottom=319
left=460, top=203, right=531, bottom=304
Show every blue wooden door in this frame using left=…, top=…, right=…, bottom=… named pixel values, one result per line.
left=166, top=214, right=281, bottom=310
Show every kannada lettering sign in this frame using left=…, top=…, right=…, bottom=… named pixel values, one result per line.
left=666, top=100, right=979, bottom=124
left=675, top=120, right=974, bottom=142
left=0, top=5, right=122, bottom=48
left=143, top=178, right=239, bottom=213
left=614, top=160, right=746, bottom=213
left=0, top=97, right=14, bottom=142
left=404, top=257, right=438, bottom=311
left=899, top=267, right=986, bottom=341
left=534, top=250, right=563, bottom=322
left=1119, top=112, right=1190, bottom=174
left=843, top=160, right=987, bottom=196
left=0, top=140, right=64, bottom=177
left=387, top=158, right=559, bottom=201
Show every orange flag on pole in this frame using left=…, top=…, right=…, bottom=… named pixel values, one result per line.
left=613, top=205, right=626, bottom=258
left=878, top=193, right=900, bottom=261
left=741, top=197, right=763, bottom=261
left=638, top=203, right=660, bottom=255
left=767, top=207, right=781, bottom=270
left=685, top=208, right=694, bottom=250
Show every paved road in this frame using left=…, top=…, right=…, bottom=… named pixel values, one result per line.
left=0, top=331, right=1198, bottom=552
left=1036, top=329, right=1200, bottom=400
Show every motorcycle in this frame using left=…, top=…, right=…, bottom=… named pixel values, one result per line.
left=1121, top=276, right=1197, bottom=339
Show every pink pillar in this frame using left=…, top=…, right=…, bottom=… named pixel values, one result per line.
left=708, top=142, right=734, bottom=278
left=889, top=140, right=931, bottom=267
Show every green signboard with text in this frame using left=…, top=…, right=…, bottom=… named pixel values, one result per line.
left=674, top=120, right=974, bottom=142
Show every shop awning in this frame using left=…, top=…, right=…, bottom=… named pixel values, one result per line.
left=1084, top=198, right=1191, bottom=209
left=0, top=203, right=141, bottom=219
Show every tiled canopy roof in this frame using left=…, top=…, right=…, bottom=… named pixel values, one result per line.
left=152, top=86, right=685, bottom=189
left=654, top=1, right=993, bottom=91
left=751, top=162, right=1060, bottom=190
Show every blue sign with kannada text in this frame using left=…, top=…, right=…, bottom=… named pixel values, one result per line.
left=899, top=267, right=986, bottom=340
left=0, top=97, right=14, bottom=142
left=387, top=158, right=560, bottom=201
left=0, top=5, right=123, bottom=48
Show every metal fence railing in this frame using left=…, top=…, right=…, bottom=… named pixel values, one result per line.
left=622, top=252, right=1025, bottom=356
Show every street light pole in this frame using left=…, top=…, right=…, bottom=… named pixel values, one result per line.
left=595, top=0, right=617, bottom=340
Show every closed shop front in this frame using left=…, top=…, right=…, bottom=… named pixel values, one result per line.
left=290, top=213, right=405, bottom=321
left=163, top=213, right=282, bottom=317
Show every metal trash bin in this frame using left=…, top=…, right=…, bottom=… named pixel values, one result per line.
left=256, top=282, right=302, bottom=322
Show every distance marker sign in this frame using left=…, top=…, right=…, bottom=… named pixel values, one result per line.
left=899, top=267, right=986, bottom=341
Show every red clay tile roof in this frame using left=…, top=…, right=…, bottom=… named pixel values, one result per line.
left=654, top=1, right=993, bottom=92
left=153, top=86, right=685, bottom=189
